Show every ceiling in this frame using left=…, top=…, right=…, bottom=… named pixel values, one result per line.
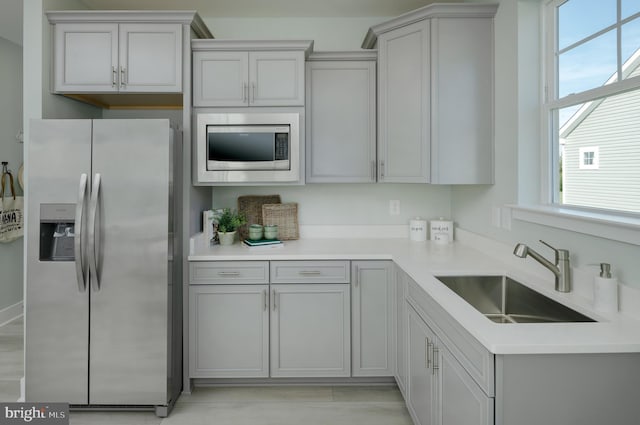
left=79, top=0, right=451, bottom=18
left=0, top=0, right=453, bottom=47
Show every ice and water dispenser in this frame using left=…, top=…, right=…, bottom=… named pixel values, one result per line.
left=40, top=204, right=76, bottom=261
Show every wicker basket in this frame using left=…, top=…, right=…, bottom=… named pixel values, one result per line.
left=262, top=203, right=299, bottom=240
left=237, top=195, right=281, bottom=240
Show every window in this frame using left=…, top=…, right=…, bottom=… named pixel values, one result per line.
left=578, top=147, right=599, bottom=169
left=545, top=0, right=640, bottom=214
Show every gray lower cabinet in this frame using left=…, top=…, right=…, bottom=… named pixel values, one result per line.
left=189, top=260, right=351, bottom=379
left=407, top=305, right=437, bottom=425
left=407, top=302, right=493, bottom=425
left=351, top=261, right=395, bottom=377
left=189, top=284, right=269, bottom=378
left=270, top=283, right=351, bottom=377
left=395, top=266, right=409, bottom=396
left=188, top=261, right=270, bottom=378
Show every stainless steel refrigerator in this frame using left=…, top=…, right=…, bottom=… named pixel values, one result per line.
left=25, top=119, right=182, bottom=416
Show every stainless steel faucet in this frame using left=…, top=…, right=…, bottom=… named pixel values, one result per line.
left=513, top=240, right=572, bottom=292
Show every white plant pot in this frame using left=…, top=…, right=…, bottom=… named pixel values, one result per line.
left=218, top=231, right=236, bottom=246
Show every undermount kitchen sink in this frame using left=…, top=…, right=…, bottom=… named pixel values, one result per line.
left=435, top=275, right=596, bottom=324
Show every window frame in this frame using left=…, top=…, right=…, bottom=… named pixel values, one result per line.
left=543, top=0, right=640, bottom=213
left=508, top=0, right=640, bottom=246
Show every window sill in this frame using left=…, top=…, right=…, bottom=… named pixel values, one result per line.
left=507, top=204, right=640, bottom=246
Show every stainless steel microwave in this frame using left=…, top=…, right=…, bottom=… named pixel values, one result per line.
left=196, top=112, right=301, bottom=184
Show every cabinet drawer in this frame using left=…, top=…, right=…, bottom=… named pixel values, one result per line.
left=190, top=261, right=269, bottom=285
left=270, top=261, right=350, bottom=284
left=407, top=278, right=495, bottom=396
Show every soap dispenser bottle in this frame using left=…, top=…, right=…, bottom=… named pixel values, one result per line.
left=593, top=263, right=618, bottom=313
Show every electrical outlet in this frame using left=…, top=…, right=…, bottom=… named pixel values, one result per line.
left=389, top=200, right=400, bottom=216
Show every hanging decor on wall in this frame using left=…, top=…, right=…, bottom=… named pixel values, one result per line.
left=0, top=162, right=24, bottom=243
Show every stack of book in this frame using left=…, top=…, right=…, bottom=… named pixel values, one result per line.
left=243, top=238, right=283, bottom=249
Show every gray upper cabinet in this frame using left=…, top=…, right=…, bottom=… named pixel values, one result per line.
left=306, top=53, right=377, bottom=183
left=377, top=21, right=431, bottom=183
left=363, top=4, right=497, bottom=184
left=192, top=40, right=313, bottom=107
left=47, top=12, right=191, bottom=93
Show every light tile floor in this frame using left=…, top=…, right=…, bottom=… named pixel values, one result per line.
left=0, top=316, right=23, bottom=402
left=69, top=385, right=413, bottom=425
left=0, top=318, right=413, bottom=425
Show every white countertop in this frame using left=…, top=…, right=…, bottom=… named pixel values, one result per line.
left=189, top=235, right=640, bottom=355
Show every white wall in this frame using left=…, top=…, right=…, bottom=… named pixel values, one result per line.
left=0, top=36, right=23, bottom=313
left=212, top=184, right=452, bottom=226
left=452, top=0, right=640, bottom=288
left=204, top=17, right=387, bottom=50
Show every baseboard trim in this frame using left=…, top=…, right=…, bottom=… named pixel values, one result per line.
left=0, top=301, right=23, bottom=327
left=192, top=376, right=396, bottom=387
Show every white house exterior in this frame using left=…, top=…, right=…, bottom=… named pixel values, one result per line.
left=560, top=50, right=640, bottom=214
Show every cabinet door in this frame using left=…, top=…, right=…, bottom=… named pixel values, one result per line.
left=270, top=284, right=350, bottom=377
left=352, top=261, right=395, bottom=377
left=407, top=304, right=437, bottom=425
left=430, top=18, right=494, bottom=184
left=53, top=23, right=119, bottom=92
left=193, top=51, right=249, bottom=106
left=189, top=285, right=269, bottom=378
left=395, top=268, right=408, bottom=396
left=306, top=61, right=377, bottom=183
left=438, top=343, right=494, bottom=425
left=378, top=20, right=430, bottom=183
left=119, top=23, right=182, bottom=93
left=249, top=51, right=305, bottom=106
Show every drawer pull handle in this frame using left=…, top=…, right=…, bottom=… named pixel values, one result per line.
left=218, top=271, right=241, bottom=276
left=298, top=270, right=322, bottom=276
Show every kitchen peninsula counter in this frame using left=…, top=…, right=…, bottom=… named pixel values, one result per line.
left=188, top=235, right=640, bottom=355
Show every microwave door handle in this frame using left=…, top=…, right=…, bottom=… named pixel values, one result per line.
left=74, top=173, right=88, bottom=292
left=88, top=173, right=101, bottom=292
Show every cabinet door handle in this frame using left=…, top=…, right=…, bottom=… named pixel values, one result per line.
left=262, top=289, right=267, bottom=311
left=272, top=289, right=277, bottom=311
left=243, top=83, right=248, bottom=103
left=426, top=338, right=432, bottom=369
left=251, top=82, right=256, bottom=103
left=380, top=160, right=385, bottom=179
left=217, top=271, right=240, bottom=276
left=120, top=67, right=127, bottom=87
left=371, top=160, right=376, bottom=181
left=112, top=66, right=117, bottom=87
left=432, top=346, right=439, bottom=375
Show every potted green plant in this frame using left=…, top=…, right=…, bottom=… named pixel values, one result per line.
left=216, top=209, right=247, bottom=246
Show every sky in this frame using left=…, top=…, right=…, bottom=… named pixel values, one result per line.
left=557, top=0, right=640, bottom=126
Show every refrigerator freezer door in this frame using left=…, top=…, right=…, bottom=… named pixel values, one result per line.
left=26, top=120, right=92, bottom=404
left=89, top=119, right=170, bottom=405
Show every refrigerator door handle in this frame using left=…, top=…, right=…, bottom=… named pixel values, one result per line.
left=88, top=173, right=102, bottom=292
left=74, top=173, right=88, bottom=292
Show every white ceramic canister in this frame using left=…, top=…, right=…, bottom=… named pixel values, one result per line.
left=409, top=217, right=427, bottom=241
left=430, top=218, right=453, bottom=243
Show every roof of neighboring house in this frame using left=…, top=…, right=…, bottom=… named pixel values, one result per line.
left=559, top=48, right=640, bottom=140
